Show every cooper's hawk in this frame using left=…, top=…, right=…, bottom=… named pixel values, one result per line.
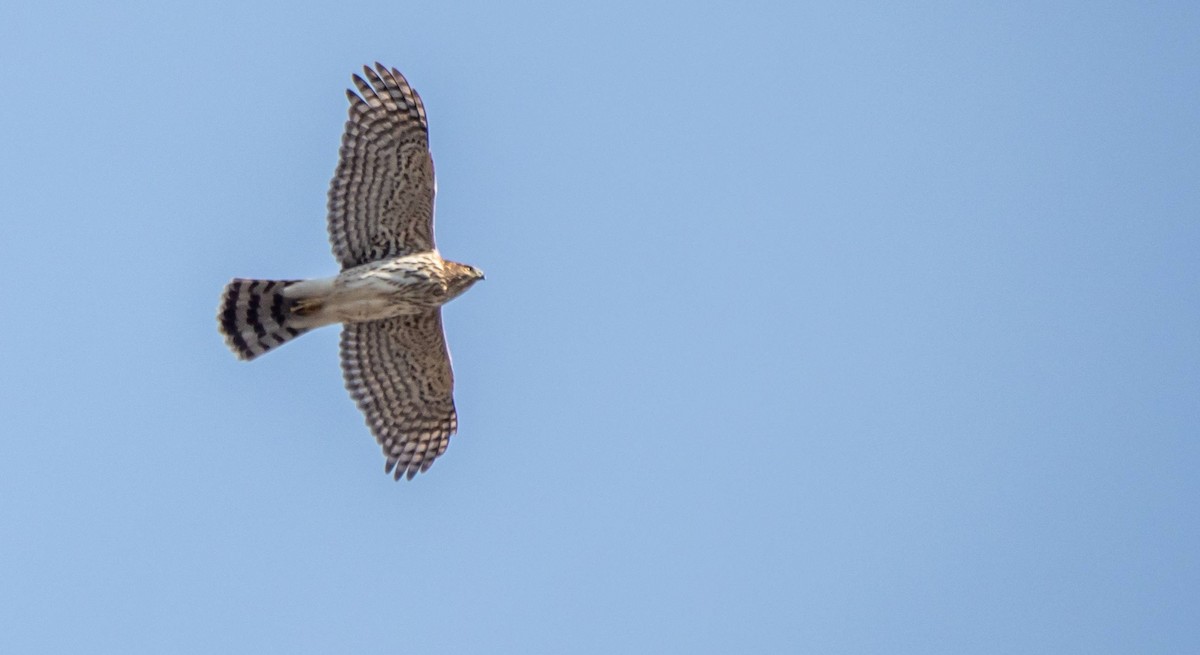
left=217, top=63, right=483, bottom=480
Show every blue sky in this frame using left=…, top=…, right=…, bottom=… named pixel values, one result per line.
left=1, top=1, right=1197, bottom=653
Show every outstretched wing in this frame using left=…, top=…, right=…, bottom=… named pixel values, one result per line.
left=340, top=311, right=458, bottom=480
left=327, top=63, right=435, bottom=269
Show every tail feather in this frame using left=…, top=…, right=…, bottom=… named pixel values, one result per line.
left=218, top=278, right=310, bottom=360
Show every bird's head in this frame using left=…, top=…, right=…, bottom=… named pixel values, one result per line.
left=445, top=261, right=484, bottom=299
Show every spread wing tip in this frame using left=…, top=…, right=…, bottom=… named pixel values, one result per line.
left=384, top=457, right=425, bottom=481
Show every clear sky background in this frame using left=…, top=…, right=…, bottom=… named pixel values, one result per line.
left=1, top=1, right=1197, bottom=653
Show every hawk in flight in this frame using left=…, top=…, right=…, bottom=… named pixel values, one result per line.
left=218, top=63, right=483, bottom=480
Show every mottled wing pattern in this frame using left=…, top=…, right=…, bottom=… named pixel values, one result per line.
left=327, top=63, right=435, bottom=269
left=340, top=311, right=458, bottom=480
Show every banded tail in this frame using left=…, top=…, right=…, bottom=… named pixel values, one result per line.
left=218, top=278, right=311, bottom=360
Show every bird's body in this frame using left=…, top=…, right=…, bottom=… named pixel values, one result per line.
left=287, top=252, right=481, bottom=326
left=218, top=63, right=482, bottom=480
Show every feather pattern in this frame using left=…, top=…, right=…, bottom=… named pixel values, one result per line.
left=327, top=63, right=435, bottom=269
left=340, top=311, right=458, bottom=480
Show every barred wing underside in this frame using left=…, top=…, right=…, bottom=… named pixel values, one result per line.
left=327, top=63, right=435, bottom=269
left=340, top=312, right=458, bottom=480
